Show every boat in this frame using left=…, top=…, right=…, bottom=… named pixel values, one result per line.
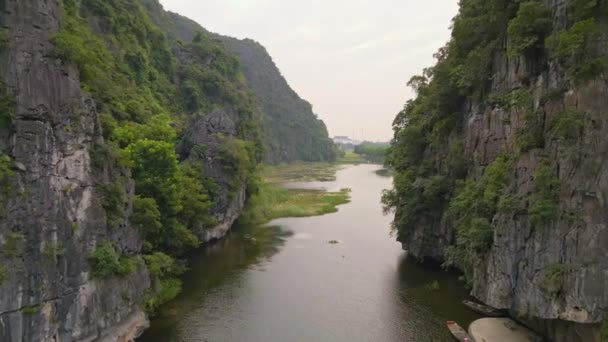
left=447, top=321, right=472, bottom=341
left=463, top=300, right=506, bottom=317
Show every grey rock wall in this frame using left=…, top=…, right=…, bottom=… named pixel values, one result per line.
left=0, top=1, right=149, bottom=340
left=400, top=1, right=607, bottom=340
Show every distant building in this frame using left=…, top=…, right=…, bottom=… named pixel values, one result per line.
left=333, top=136, right=360, bottom=145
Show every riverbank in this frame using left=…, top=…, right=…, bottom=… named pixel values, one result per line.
left=239, top=182, right=351, bottom=225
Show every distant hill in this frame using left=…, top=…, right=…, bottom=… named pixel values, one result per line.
left=143, top=1, right=337, bottom=164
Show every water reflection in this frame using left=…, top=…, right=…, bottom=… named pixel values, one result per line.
left=139, top=224, right=292, bottom=341
left=139, top=165, right=478, bottom=342
left=389, top=255, right=481, bottom=341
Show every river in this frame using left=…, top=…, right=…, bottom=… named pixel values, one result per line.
left=138, top=164, right=480, bottom=342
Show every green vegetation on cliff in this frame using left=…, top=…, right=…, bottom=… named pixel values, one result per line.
left=140, top=3, right=338, bottom=164
left=384, top=0, right=604, bottom=278
left=55, top=0, right=262, bottom=311
left=220, top=38, right=339, bottom=164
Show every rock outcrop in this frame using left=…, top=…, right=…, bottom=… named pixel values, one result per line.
left=0, top=0, right=267, bottom=340
left=386, top=0, right=608, bottom=340
left=0, top=1, right=149, bottom=340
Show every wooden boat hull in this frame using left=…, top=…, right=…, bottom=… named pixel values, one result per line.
left=447, top=321, right=472, bottom=342
left=463, top=300, right=506, bottom=317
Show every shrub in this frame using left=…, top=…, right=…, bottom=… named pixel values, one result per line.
left=568, top=0, right=606, bottom=22
left=132, top=196, right=163, bottom=251
left=177, top=162, right=216, bottom=230
left=529, top=160, right=561, bottom=227
left=88, top=241, right=136, bottom=278
left=445, top=156, right=512, bottom=274
left=142, top=252, right=187, bottom=314
left=489, top=89, right=533, bottom=110
left=547, top=19, right=605, bottom=82
left=516, top=110, right=545, bottom=152
left=497, top=194, right=523, bottom=214
left=457, top=217, right=494, bottom=252
left=144, top=252, right=187, bottom=279
left=550, top=109, right=585, bottom=141
left=99, top=181, right=127, bottom=226
left=540, top=263, right=566, bottom=296
left=507, top=1, right=552, bottom=57
left=143, top=277, right=182, bottom=314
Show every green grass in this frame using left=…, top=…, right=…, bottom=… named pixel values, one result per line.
left=263, top=162, right=341, bottom=183
left=239, top=182, right=351, bottom=225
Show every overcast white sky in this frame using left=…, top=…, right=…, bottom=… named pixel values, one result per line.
left=159, top=0, right=459, bottom=141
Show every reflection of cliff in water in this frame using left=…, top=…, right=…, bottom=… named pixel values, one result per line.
left=139, top=223, right=291, bottom=339
left=397, top=255, right=480, bottom=334
left=140, top=164, right=478, bottom=342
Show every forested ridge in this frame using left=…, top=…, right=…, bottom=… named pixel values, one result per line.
left=141, top=2, right=339, bottom=164
left=52, top=0, right=264, bottom=311
left=383, top=0, right=608, bottom=339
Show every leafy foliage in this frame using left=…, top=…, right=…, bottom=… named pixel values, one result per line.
left=142, top=252, right=187, bottom=313
left=441, top=156, right=511, bottom=278
left=529, top=160, right=561, bottom=228
left=88, top=241, right=137, bottom=278
left=540, top=263, right=567, bottom=296
left=550, top=109, right=586, bottom=141
left=99, top=180, right=128, bottom=226
left=547, top=19, right=605, bottom=82
left=516, top=110, right=545, bottom=152
left=507, top=1, right=552, bottom=57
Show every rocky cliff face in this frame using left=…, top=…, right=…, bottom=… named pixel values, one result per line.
left=0, top=1, right=149, bottom=340
left=0, top=0, right=263, bottom=340
left=385, top=0, right=608, bottom=340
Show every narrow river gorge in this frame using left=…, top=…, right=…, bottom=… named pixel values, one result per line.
left=139, top=164, right=480, bottom=341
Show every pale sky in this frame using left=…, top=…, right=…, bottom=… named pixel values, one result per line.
left=159, top=0, right=459, bottom=141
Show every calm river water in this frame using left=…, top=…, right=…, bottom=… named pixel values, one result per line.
left=139, top=164, right=479, bottom=342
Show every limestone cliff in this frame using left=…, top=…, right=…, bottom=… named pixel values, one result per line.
left=0, top=0, right=262, bottom=340
left=0, top=1, right=149, bottom=340
left=385, top=0, right=608, bottom=340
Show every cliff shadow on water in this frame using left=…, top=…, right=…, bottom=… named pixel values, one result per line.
left=138, top=222, right=293, bottom=340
